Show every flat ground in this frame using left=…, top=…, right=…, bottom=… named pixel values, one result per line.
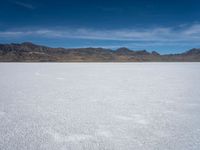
left=0, top=63, right=200, bottom=150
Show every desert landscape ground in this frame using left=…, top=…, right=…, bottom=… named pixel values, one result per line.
left=0, top=63, right=200, bottom=150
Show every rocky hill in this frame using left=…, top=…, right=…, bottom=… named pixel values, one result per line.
left=0, top=42, right=200, bottom=62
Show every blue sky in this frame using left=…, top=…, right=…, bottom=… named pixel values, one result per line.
left=0, top=0, right=200, bottom=53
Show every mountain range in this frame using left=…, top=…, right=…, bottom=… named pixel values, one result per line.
left=0, top=42, right=200, bottom=62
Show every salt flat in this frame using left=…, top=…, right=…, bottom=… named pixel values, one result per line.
left=0, top=63, right=200, bottom=150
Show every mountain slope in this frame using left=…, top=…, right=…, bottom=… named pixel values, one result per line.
left=0, top=42, right=200, bottom=62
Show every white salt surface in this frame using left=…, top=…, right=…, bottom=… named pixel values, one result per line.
left=0, top=63, right=200, bottom=150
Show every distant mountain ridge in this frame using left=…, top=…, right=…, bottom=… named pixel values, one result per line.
left=0, top=42, right=200, bottom=62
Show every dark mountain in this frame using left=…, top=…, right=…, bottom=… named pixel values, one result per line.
left=0, top=42, right=200, bottom=62
left=183, top=48, right=200, bottom=55
left=115, top=47, right=134, bottom=55
left=151, top=51, right=160, bottom=56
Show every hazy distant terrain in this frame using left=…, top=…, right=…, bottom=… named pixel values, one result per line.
left=0, top=63, right=200, bottom=150
left=0, top=42, right=200, bottom=62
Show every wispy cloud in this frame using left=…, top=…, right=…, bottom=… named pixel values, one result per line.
left=13, top=1, right=35, bottom=10
left=1, top=24, right=200, bottom=42
left=182, top=24, right=200, bottom=37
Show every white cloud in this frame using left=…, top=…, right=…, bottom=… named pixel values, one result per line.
left=1, top=24, right=200, bottom=42
left=182, top=24, right=200, bottom=37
